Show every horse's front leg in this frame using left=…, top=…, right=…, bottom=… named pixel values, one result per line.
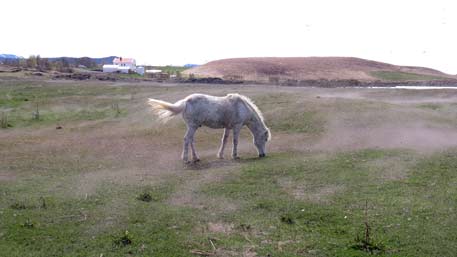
left=182, top=126, right=197, bottom=163
left=190, top=138, right=200, bottom=163
left=217, top=128, right=231, bottom=159
left=232, top=125, right=242, bottom=159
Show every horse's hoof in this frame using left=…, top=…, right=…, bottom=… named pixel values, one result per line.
left=193, top=159, right=200, bottom=163
left=217, top=155, right=224, bottom=159
left=233, top=156, right=240, bottom=160
left=259, top=153, right=266, bottom=158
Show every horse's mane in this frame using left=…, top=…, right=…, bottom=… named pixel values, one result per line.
left=229, top=93, right=271, bottom=140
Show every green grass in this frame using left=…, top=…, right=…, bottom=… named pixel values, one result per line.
left=4, top=108, right=125, bottom=128
left=418, top=103, right=441, bottom=110
left=269, top=110, right=324, bottom=133
left=253, top=93, right=325, bottom=134
left=370, top=71, right=446, bottom=81
left=200, top=150, right=457, bottom=256
left=3, top=149, right=455, bottom=256
left=0, top=81, right=134, bottom=128
left=2, top=80, right=457, bottom=256
left=0, top=184, right=201, bottom=256
left=4, top=149, right=448, bottom=256
left=1, top=83, right=133, bottom=102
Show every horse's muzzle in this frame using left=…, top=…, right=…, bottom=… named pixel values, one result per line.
left=259, top=153, right=266, bottom=158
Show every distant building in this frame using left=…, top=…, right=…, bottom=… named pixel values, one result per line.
left=136, top=66, right=145, bottom=75
left=146, top=69, right=162, bottom=74
left=113, top=57, right=136, bottom=69
left=103, top=57, right=143, bottom=75
left=146, top=69, right=169, bottom=79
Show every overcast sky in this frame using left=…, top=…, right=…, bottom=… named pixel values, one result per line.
left=2, top=0, right=457, bottom=74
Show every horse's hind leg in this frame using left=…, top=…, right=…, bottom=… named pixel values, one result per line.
left=190, top=138, right=200, bottom=162
left=217, top=128, right=230, bottom=159
left=182, top=126, right=197, bottom=163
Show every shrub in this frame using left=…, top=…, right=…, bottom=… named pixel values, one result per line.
left=137, top=192, right=153, bottom=202
left=113, top=230, right=132, bottom=247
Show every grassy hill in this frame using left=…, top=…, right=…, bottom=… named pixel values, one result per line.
left=183, top=57, right=456, bottom=82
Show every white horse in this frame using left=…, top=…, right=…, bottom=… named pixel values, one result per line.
left=148, top=93, right=271, bottom=163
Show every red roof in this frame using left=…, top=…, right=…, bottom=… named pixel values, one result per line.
left=113, top=57, right=135, bottom=64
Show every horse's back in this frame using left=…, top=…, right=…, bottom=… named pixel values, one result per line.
left=183, top=94, right=247, bottom=129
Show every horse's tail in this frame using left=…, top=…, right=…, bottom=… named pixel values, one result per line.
left=148, top=98, right=186, bottom=123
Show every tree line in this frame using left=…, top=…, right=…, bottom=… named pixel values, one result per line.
left=2, top=55, right=98, bottom=72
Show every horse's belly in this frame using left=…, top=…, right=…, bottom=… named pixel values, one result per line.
left=202, top=120, right=227, bottom=129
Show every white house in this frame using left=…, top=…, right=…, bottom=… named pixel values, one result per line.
left=103, top=57, right=143, bottom=74
left=102, top=65, right=120, bottom=73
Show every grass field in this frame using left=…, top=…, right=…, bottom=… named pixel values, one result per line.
left=369, top=71, right=447, bottom=81
left=1, top=79, right=457, bottom=256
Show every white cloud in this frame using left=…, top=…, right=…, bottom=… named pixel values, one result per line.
left=1, top=0, right=456, bottom=74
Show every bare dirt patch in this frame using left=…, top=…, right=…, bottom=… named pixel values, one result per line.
left=307, top=89, right=457, bottom=153
left=363, top=156, right=415, bottom=181
left=316, top=122, right=457, bottom=153
left=296, top=185, right=344, bottom=203
left=279, top=178, right=344, bottom=203
left=208, top=222, right=234, bottom=234
left=168, top=164, right=240, bottom=212
left=0, top=172, right=16, bottom=182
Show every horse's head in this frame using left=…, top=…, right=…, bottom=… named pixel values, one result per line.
left=254, top=128, right=270, bottom=158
